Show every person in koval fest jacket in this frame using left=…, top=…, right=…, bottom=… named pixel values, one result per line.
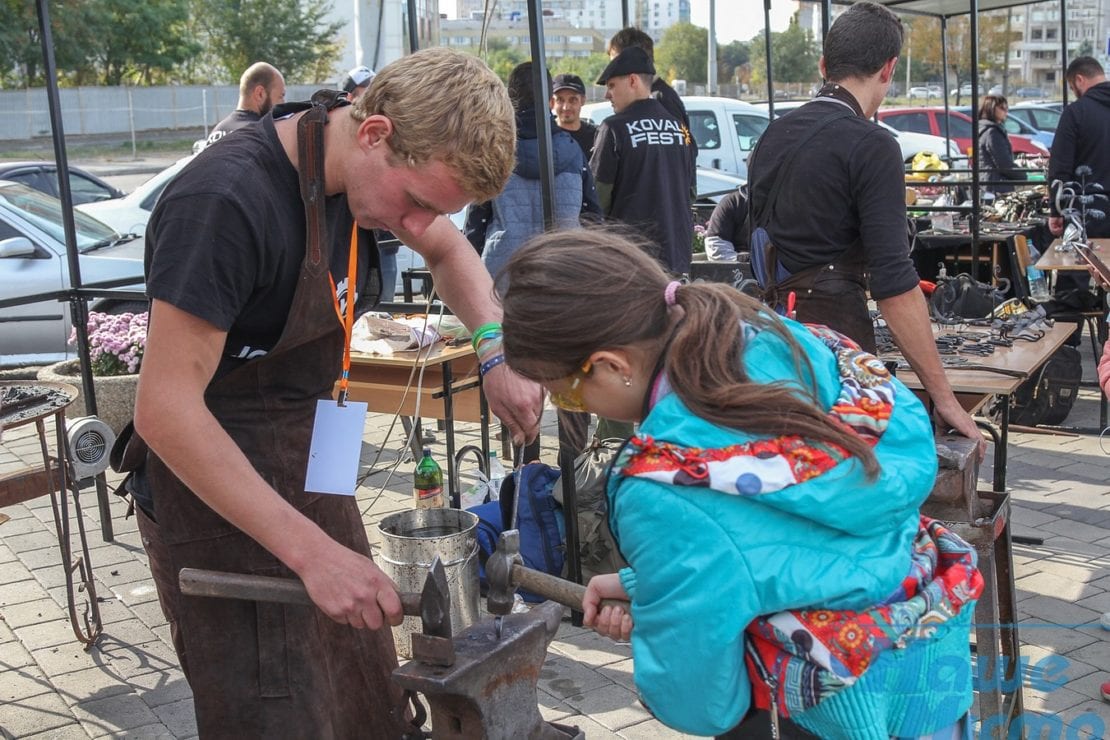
left=590, top=47, right=695, bottom=275
left=976, top=95, right=1026, bottom=194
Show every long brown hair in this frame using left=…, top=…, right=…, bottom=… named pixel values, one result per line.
left=499, top=230, right=880, bottom=476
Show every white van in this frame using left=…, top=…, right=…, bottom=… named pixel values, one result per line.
left=581, top=95, right=770, bottom=179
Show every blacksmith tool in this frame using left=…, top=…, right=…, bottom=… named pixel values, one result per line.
left=179, top=555, right=455, bottom=666
left=392, top=600, right=583, bottom=739
left=485, top=530, right=627, bottom=618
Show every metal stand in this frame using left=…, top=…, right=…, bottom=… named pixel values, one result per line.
left=925, top=434, right=1022, bottom=737
left=0, top=382, right=103, bottom=647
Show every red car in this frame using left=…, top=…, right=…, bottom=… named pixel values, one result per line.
left=876, top=107, right=1048, bottom=157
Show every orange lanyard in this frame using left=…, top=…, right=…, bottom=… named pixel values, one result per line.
left=329, top=224, right=359, bottom=405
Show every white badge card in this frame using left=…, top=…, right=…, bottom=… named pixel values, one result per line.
left=305, top=399, right=368, bottom=495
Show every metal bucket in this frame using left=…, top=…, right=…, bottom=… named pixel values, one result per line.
left=377, top=507, right=479, bottom=659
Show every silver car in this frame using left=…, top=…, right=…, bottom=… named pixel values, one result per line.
left=0, top=181, right=145, bottom=368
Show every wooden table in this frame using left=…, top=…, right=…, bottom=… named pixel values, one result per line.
left=883, top=321, right=1075, bottom=492
left=344, top=342, right=490, bottom=505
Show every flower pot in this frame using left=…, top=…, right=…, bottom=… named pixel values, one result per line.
left=37, top=359, right=138, bottom=435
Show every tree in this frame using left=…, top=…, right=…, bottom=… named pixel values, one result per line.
left=548, top=52, right=610, bottom=92
left=477, top=39, right=526, bottom=83
left=718, top=40, right=750, bottom=84
left=0, top=0, right=100, bottom=87
left=655, top=22, right=708, bottom=84
left=197, top=0, right=343, bottom=84
left=81, top=0, right=200, bottom=85
left=749, top=14, right=820, bottom=87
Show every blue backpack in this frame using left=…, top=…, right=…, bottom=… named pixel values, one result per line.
left=469, top=461, right=566, bottom=602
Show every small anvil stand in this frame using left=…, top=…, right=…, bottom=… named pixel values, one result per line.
left=926, top=433, right=1022, bottom=738
left=0, top=381, right=103, bottom=647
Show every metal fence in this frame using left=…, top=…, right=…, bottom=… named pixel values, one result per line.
left=0, top=84, right=324, bottom=141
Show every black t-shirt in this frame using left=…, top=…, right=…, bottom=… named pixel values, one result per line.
left=651, top=78, right=698, bottom=165
left=590, top=98, right=695, bottom=274
left=205, top=109, right=262, bottom=147
left=146, top=112, right=380, bottom=380
left=562, top=120, right=599, bottom=160
left=746, top=99, right=919, bottom=300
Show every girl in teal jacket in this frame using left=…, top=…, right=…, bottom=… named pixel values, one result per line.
left=499, top=230, right=983, bottom=739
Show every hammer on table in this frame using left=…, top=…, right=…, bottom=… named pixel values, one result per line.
left=178, top=556, right=456, bottom=666
left=485, top=530, right=628, bottom=618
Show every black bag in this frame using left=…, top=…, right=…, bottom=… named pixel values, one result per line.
left=930, top=273, right=1002, bottom=320
left=552, top=437, right=628, bottom=582
left=991, top=345, right=1082, bottom=426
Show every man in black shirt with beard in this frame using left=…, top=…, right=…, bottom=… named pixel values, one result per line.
left=205, top=62, right=286, bottom=147
left=747, top=1, right=982, bottom=454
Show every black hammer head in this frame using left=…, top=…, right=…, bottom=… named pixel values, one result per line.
left=486, top=529, right=522, bottom=616
left=410, top=556, right=456, bottom=667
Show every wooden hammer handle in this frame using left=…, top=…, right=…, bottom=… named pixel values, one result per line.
left=179, top=568, right=421, bottom=616
left=510, top=563, right=628, bottom=613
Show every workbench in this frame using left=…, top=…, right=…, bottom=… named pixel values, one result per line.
left=883, top=320, right=1075, bottom=492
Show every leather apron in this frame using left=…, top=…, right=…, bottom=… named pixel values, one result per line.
left=135, top=121, right=407, bottom=738
left=773, top=247, right=876, bottom=354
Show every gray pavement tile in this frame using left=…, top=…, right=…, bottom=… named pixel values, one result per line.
left=1075, top=591, right=1110, bottom=615
left=30, top=641, right=109, bottom=678
left=151, top=697, right=197, bottom=738
left=1015, top=572, right=1093, bottom=601
left=1055, top=662, right=1108, bottom=703
left=550, top=629, right=632, bottom=668
left=538, top=654, right=617, bottom=700
left=0, top=597, right=68, bottom=629
left=617, top=718, right=701, bottom=739
left=0, top=663, right=53, bottom=703
left=596, top=657, right=637, bottom=692
left=71, top=692, right=161, bottom=737
left=92, top=724, right=175, bottom=740
left=1009, top=504, right=1062, bottom=530
left=16, top=545, right=72, bottom=572
left=93, top=618, right=157, bottom=648
left=562, top=681, right=654, bottom=731
left=50, top=664, right=136, bottom=706
left=0, top=635, right=35, bottom=669
left=1040, top=517, right=1110, bottom=543
left=127, top=671, right=192, bottom=709
left=4, top=529, right=64, bottom=554
left=1020, top=535, right=1108, bottom=561
left=20, top=722, right=91, bottom=740
left=0, top=543, right=17, bottom=566
left=0, top=577, right=50, bottom=608
left=14, top=618, right=86, bottom=652
left=1021, top=682, right=1090, bottom=715
left=84, top=543, right=146, bottom=570
left=1056, top=703, right=1109, bottom=740
left=1020, top=554, right=1109, bottom=585
left=1019, top=596, right=1103, bottom=629
left=0, top=690, right=80, bottom=737
left=127, top=599, right=169, bottom=631
left=0, top=514, right=50, bottom=536
left=553, top=714, right=623, bottom=740
left=95, top=560, right=155, bottom=591
left=1060, top=636, right=1110, bottom=668
left=536, top=689, right=578, bottom=723
left=1019, top=623, right=1103, bottom=656
left=96, top=638, right=179, bottom=681
left=102, top=578, right=161, bottom=607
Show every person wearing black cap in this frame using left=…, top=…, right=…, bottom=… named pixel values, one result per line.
left=551, top=73, right=598, bottom=158
left=590, top=47, right=695, bottom=276
left=341, top=65, right=375, bottom=100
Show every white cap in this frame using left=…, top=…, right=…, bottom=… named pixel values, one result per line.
left=342, top=65, right=375, bottom=93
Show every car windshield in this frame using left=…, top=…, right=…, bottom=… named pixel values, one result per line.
left=0, top=181, right=121, bottom=250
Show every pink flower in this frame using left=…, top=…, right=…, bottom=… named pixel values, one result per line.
left=69, top=310, right=148, bottom=377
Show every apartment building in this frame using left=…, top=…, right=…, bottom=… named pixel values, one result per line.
left=1008, top=0, right=1110, bottom=89
left=440, top=16, right=607, bottom=57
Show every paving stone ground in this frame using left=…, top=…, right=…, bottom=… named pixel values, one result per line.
left=2, top=345, right=1109, bottom=738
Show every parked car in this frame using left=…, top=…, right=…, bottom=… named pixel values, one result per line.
left=876, top=107, right=1048, bottom=156
left=953, top=105, right=1053, bottom=149
left=1008, top=103, right=1062, bottom=132
left=949, top=83, right=975, bottom=99
left=0, top=181, right=145, bottom=368
left=1013, top=86, right=1046, bottom=98
left=754, top=100, right=964, bottom=164
left=77, top=155, right=195, bottom=235
left=908, top=86, right=933, bottom=100
left=0, top=162, right=124, bottom=206
left=581, top=96, right=770, bottom=179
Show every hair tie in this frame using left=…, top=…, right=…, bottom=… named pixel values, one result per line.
left=664, top=280, right=681, bottom=307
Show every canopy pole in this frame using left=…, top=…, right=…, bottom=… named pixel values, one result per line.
left=526, top=0, right=555, bottom=230
left=764, top=0, right=774, bottom=117
left=969, top=4, right=981, bottom=273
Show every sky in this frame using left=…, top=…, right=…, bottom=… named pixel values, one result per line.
left=687, top=0, right=799, bottom=44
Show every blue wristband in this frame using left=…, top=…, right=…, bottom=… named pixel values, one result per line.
left=479, top=354, right=506, bottom=377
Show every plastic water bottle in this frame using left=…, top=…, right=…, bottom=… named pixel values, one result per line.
left=413, top=448, right=443, bottom=509
left=1026, top=242, right=1050, bottom=302
left=486, top=451, right=507, bottom=502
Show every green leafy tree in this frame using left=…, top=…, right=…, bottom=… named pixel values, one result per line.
left=718, top=40, right=750, bottom=84
left=0, top=0, right=99, bottom=86
left=476, top=39, right=526, bottom=83
left=656, top=21, right=708, bottom=84
left=548, top=52, right=610, bottom=93
left=81, top=0, right=199, bottom=85
left=197, top=0, right=343, bottom=83
left=749, top=14, right=820, bottom=86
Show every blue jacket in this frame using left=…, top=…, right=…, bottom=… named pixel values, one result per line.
left=607, top=320, right=973, bottom=738
left=466, top=110, right=601, bottom=277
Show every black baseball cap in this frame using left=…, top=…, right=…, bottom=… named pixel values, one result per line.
left=596, top=47, right=655, bottom=85
left=552, top=73, right=586, bottom=95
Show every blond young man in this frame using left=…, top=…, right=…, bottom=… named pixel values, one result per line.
left=132, top=48, right=541, bottom=736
